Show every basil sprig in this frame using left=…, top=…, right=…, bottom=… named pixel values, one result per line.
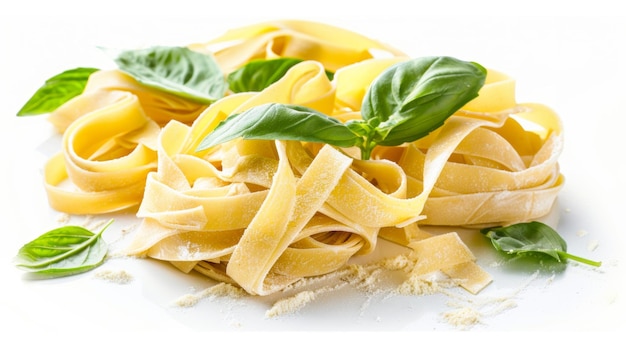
left=17, top=67, right=99, bottom=116
left=14, top=220, right=112, bottom=278
left=228, top=57, right=334, bottom=93
left=114, top=46, right=227, bottom=104
left=197, top=56, right=486, bottom=159
left=481, top=221, right=602, bottom=267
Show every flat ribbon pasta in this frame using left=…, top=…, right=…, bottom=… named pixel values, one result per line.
left=84, top=70, right=209, bottom=126
left=121, top=60, right=379, bottom=295
left=189, top=19, right=408, bottom=74
left=408, top=73, right=564, bottom=227
left=44, top=90, right=159, bottom=214
left=39, top=20, right=565, bottom=298
left=119, top=58, right=564, bottom=296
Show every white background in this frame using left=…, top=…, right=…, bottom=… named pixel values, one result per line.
left=1, top=0, right=624, bottom=348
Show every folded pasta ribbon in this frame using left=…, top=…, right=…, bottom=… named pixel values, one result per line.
left=406, top=71, right=564, bottom=227
left=189, top=19, right=408, bottom=74
left=44, top=90, right=159, bottom=214
left=84, top=70, right=209, bottom=125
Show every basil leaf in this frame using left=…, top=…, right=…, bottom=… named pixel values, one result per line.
left=114, top=46, right=227, bottom=104
left=14, top=220, right=112, bottom=278
left=196, top=103, right=359, bottom=151
left=362, top=56, right=486, bottom=146
left=481, top=221, right=602, bottom=267
left=228, top=58, right=334, bottom=93
left=17, top=67, right=99, bottom=116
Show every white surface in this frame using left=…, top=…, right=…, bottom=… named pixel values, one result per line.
left=1, top=1, right=624, bottom=345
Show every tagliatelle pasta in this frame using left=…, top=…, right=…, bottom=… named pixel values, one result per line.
left=188, top=19, right=407, bottom=74
left=44, top=90, right=160, bottom=214
left=39, top=20, right=563, bottom=297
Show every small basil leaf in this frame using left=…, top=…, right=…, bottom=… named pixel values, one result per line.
left=196, top=103, right=360, bottom=151
left=17, top=67, right=99, bottom=116
left=481, top=221, right=602, bottom=267
left=18, top=239, right=109, bottom=279
left=362, top=56, right=487, bottom=146
left=228, top=58, right=334, bottom=93
left=114, top=46, right=227, bottom=104
left=14, top=220, right=112, bottom=278
left=228, top=58, right=304, bottom=93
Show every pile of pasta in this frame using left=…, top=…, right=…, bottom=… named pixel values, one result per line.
left=42, top=20, right=564, bottom=296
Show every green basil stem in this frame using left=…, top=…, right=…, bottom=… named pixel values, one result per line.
left=559, top=252, right=602, bottom=267
left=360, top=139, right=377, bottom=160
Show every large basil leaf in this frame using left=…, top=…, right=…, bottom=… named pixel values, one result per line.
left=196, top=103, right=359, bottom=151
left=481, top=221, right=602, bottom=267
left=228, top=58, right=334, bottom=93
left=14, top=220, right=112, bottom=278
left=114, top=46, right=227, bottom=104
left=362, top=56, right=487, bottom=146
left=17, top=67, right=99, bottom=116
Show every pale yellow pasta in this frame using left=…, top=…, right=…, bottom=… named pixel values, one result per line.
left=82, top=70, right=208, bottom=125
left=188, top=20, right=408, bottom=73
left=44, top=90, right=160, bottom=214
left=39, top=20, right=564, bottom=297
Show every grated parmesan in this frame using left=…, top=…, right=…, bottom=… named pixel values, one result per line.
left=443, top=307, right=482, bottom=328
left=94, top=269, right=133, bottom=284
left=266, top=290, right=316, bottom=318
left=173, top=283, right=247, bottom=308
left=163, top=251, right=548, bottom=329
